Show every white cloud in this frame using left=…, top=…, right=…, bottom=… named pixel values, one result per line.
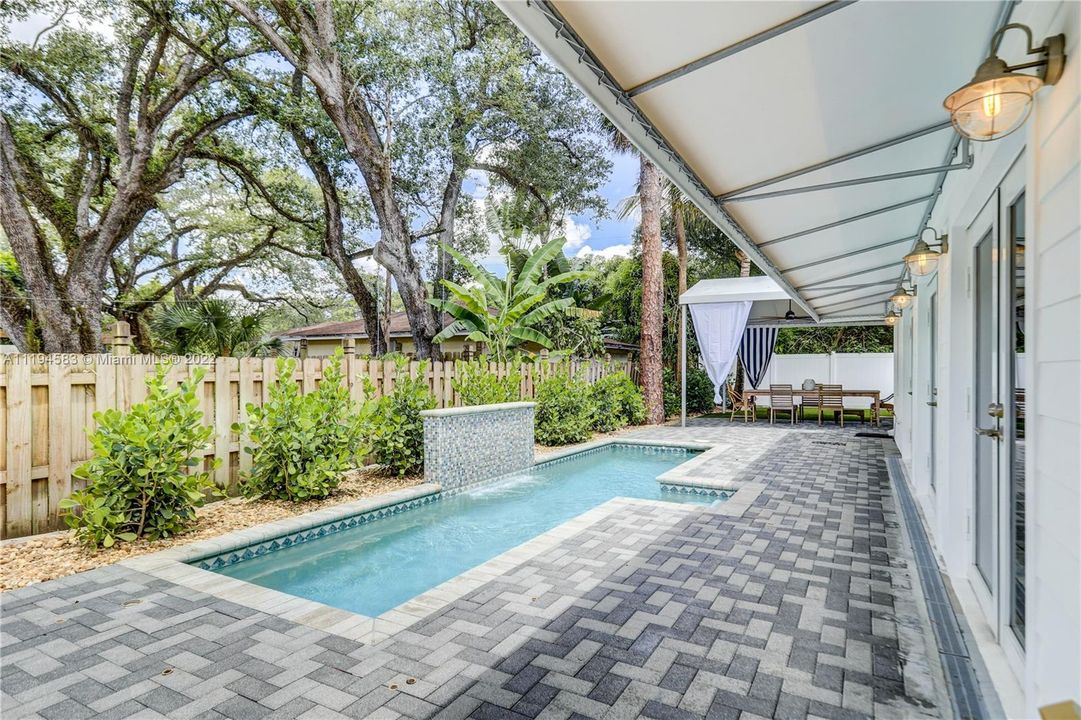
left=576, top=243, right=633, bottom=260
left=560, top=218, right=592, bottom=249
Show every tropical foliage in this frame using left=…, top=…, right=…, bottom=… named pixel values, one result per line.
left=430, top=237, right=594, bottom=362
left=152, top=300, right=281, bottom=357
left=61, top=366, right=220, bottom=548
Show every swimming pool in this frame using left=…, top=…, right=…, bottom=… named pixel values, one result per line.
left=206, top=444, right=717, bottom=617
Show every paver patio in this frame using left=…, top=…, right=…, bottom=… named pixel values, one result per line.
left=1, top=421, right=949, bottom=719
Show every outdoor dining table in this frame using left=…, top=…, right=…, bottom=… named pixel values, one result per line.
left=740, top=388, right=882, bottom=427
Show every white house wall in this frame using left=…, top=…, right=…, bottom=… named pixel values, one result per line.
left=894, top=0, right=1080, bottom=715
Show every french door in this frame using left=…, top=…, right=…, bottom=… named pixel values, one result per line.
left=968, top=155, right=1026, bottom=666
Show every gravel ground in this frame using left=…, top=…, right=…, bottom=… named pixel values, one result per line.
left=0, top=468, right=421, bottom=592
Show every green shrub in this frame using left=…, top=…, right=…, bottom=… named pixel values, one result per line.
left=453, top=357, right=522, bottom=406
left=663, top=366, right=716, bottom=416
left=590, top=371, right=646, bottom=432
left=534, top=369, right=593, bottom=445
left=362, top=360, right=436, bottom=476
left=61, top=366, right=220, bottom=549
left=239, top=351, right=363, bottom=502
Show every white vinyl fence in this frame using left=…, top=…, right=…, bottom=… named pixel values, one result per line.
left=751, top=353, right=894, bottom=409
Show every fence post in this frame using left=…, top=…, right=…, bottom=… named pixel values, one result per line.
left=5, top=360, right=32, bottom=537
left=110, top=321, right=131, bottom=356
left=213, top=357, right=233, bottom=489
left=343, top=338, right=356, bottom=357
left=47, top=362, right=71, bottom=526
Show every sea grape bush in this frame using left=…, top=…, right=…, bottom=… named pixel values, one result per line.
left=361, top=359, right=436, bottom=476
left=534, top=368, right=593, bottom=445
left=590, top=371, right=646, bottom=432
left=239, top=350, right=363, bottom=501
left=453, top=357, right=522, bottom=406
left=62, top=366, right=220, bottom=549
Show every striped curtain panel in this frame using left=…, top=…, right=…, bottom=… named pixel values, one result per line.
left=738, top=327, right=779, bottom=389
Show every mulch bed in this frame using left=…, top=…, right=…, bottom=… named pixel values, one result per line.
left=0, top=469, right=421, bottom=592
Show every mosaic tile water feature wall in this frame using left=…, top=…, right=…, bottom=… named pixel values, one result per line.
left=422, top=402, right=535, bottom=489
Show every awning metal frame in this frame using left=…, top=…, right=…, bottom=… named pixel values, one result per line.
left=785, top=235, right=917, bottom=274
left=759, top=195, right=933, bottom=248
left=804, top=279, right=899, bottom=301
left=721, top=139, right=972, bottom=203
left=797, top=260, right=907, bottom=290
left=626, top=1, right=857, bottom=98
left=716, top=120, right=952, bottom=200
left=815, top=288, right=899, bottom=312
left=821, top=298, right=897, bottom=315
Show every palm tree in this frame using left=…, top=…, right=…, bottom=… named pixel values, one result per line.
left=429, top=237, right=593, bottom=362
left=605, top=120, right=665, bottom=423
left=151, top=299, right=280, bottom=357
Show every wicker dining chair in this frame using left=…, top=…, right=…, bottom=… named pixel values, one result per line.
left=727, top=385, right=756, bottom=423
left=769, top=384, right=796, bottom=425
left=819, top=383, right=848, bottom=427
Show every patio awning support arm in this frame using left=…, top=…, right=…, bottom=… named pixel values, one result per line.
left=681, top=304, right=687, bottom=428
left=797, top=260, right=907, bottom=289
left=758, top=195, right=933, bottom=248
left=721, top=139, right=972, bottom=203
left=716, top=120, right=953, bottom=200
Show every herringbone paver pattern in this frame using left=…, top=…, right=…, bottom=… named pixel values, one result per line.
left=1, top=422, right=945, bottom=719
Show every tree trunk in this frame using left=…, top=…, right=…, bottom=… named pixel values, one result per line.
left=674, top=201, right=688, bottom=388
left=639, top=157, right=665, bottom=424
left=732, top=249, right=752, bottom=404
left=0, top=118, right=104, bottom=352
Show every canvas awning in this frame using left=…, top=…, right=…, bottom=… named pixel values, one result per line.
left=496, top=0, right=1010, bottom=324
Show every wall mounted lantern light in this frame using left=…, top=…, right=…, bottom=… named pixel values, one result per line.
left=944, top=23, right=1067, bottom=141
left=889, top=283, right=914, bottom=310
left=905, top=227, right=949, bottom=277
left=884, top=308, right=900, bottom=327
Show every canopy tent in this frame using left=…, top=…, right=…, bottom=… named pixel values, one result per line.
left=678, top=276, right=812, bottom=425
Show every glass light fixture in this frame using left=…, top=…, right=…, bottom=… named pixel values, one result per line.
left=784, top=300, right=796, bottom=321
left=945, top=23, right=1066, bottom=141
left=889, top=284, right=914, bottom=309
left=905, top=228, right=949, bottom=277
left=884, top=309, right=900, bottom=327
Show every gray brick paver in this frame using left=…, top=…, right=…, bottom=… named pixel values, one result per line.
left=0, top=422, right=944, bottom=720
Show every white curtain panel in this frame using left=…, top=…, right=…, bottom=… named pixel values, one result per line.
left=689, top=301, right=753, bottom=403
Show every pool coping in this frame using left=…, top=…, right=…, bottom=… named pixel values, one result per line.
left=119, top=437, right=765, bottom=645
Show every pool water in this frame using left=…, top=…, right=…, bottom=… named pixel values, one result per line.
left=212, top=445, right=711, bottom=616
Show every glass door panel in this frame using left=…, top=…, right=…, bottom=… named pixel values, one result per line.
left=1008, top=193, right=1026, bottom=645
left=974, top=229, right=999, bottom=589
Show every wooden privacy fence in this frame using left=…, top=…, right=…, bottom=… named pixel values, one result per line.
left=0, top=352, right=636, bottom=539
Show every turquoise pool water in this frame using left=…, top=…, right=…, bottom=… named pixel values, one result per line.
left=211, top=445, right=712, bottom=616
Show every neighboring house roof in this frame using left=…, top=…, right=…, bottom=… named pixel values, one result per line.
left=275, top=312, right=450, bottom=341
left=276, top=313, right=637, bottom=353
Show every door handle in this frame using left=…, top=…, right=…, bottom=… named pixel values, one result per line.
left=975, top=426, right=1002, bottom=440
left=927, top=401, right=938, bottom=407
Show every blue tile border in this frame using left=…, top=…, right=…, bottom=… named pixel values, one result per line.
left=659, top=483, right=732, bottom=499
left=192, top=493, right=441, bottom=571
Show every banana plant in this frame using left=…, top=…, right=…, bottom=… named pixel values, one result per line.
left=429, top=237, right=594, bottom=362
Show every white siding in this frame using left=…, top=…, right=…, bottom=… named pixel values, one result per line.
left=1025, top=0, right=1081, bottom=712
left=893, top=1, right=1081, bottom=714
